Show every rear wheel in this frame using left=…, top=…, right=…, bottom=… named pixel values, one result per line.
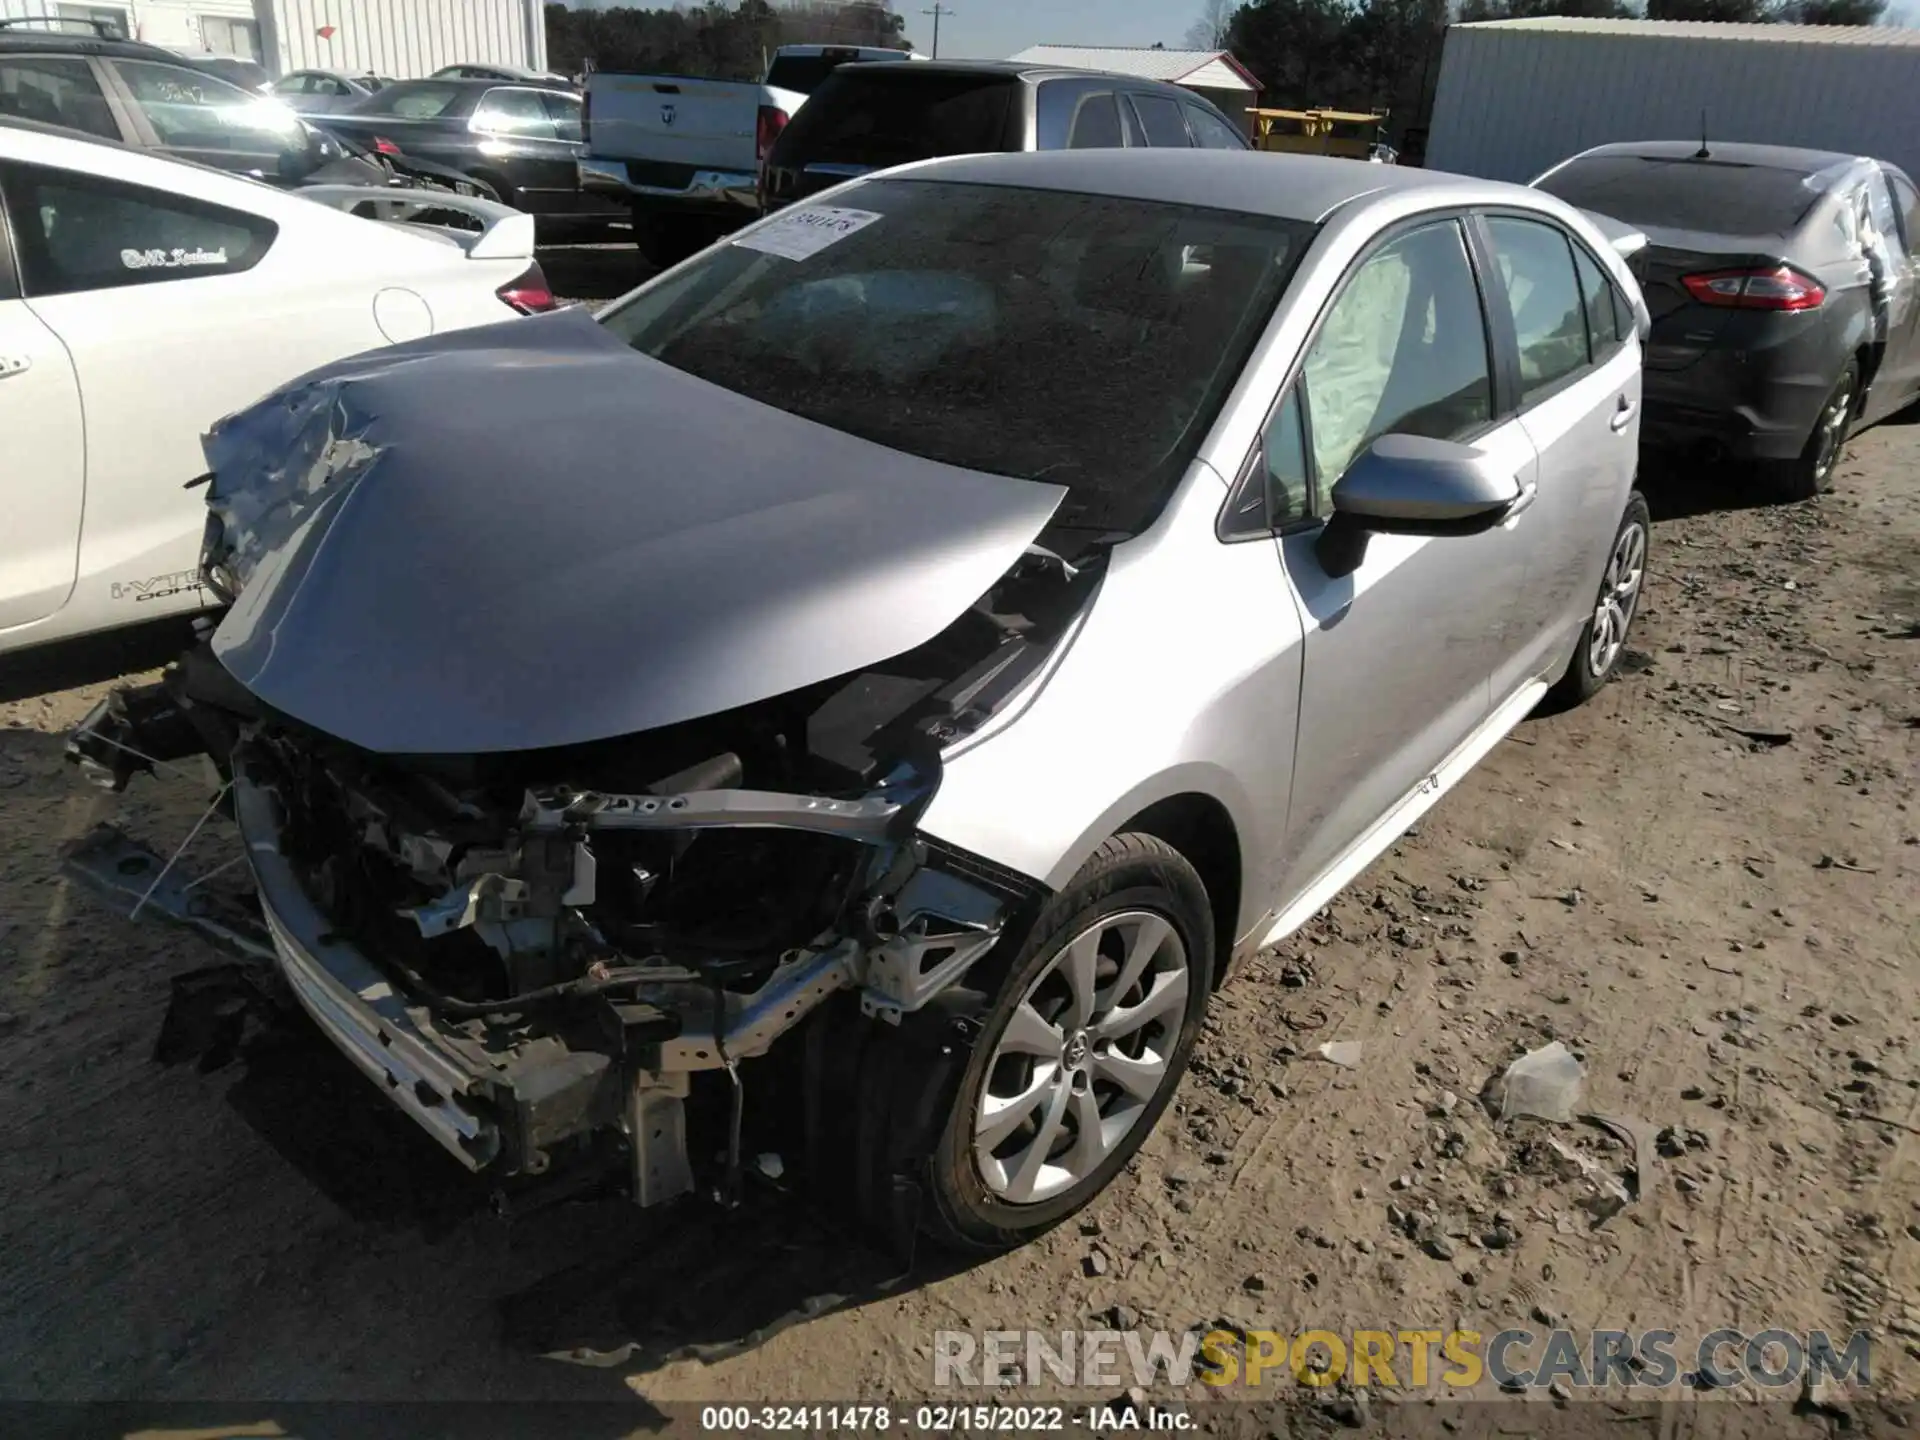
left=921, top=833, right=1214, bottom=1251
left=1547, top=491, right=1650, bottom=709
left=632, top=209, right=712, bottom=269
left=1765, top=360, right=1857, bottom=502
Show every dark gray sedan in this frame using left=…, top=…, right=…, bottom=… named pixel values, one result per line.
left=1535, top=140, right=1920, bottom=500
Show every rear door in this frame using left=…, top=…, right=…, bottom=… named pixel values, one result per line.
left=1124, top=92, right=1193, bottom=148
left=469, top=86, right=579, bottom=202
left=1475, top=212, right=1641, bottom=698
left=761, top=68, right=1024, bottom=208
left=103, top=57, right=302, bottom=181
left=0, top=174, right=86, bottom=634
left=1865, top=165, right=1920, bottom=417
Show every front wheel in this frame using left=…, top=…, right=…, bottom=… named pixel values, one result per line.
left=1547, top=490, right=1650, bottom=709
left=922, top=833, right=1215, bottom=1251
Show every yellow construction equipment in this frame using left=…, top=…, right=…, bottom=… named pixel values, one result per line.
left=1247, top=107, right=1389, bottom=160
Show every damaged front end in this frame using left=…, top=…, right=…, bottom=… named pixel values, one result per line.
left=64, top=312, right=1103, bottom=1211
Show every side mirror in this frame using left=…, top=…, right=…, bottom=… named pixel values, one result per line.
left=1316, top=434, right=1521, bottom=578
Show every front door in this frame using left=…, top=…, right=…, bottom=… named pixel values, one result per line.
left=1273, top=216, right=1537, bottom=904
left=0, top=293, right=86, bottom=633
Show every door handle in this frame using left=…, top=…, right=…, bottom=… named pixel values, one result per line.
left=1503, top=479, right=1539, bottom=526
left=0, top=353, right=31, bottom=379
left=1609, top=395, right=1639, bottom=432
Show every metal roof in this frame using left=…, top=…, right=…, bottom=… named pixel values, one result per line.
left=1455, top=17, right=1920, bottom=47
left=1007, top=45, right=1260, bottom=91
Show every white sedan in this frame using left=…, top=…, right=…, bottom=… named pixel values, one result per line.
left=0, top=117, right=555, bottom=667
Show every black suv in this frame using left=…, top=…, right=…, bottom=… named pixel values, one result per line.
left=761, top=60, right=1250, bottom=214
left=0, top=18, right=466, bottom=192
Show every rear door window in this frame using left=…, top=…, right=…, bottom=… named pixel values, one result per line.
left=1066, top=91, right=1123, bottom=149
left=1127, top=93, right=1191, bottom=147
left=0, top=56, right=119, bottom=139
left=772, top=71, right=1020, bottom=169
left=1485, top=216, right=1590, bottom=404
left=538, top=89, right=582, bottom=142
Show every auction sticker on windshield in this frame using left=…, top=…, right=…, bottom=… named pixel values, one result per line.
left=733, top=206, right=881, bottom=261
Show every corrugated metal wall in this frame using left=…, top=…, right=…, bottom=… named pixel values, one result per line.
left=1427, top=27, right=1920, bottom=185
left=261, top=0, right=546, bottom=80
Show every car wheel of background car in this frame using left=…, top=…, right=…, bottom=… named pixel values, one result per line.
left=1767, top=360, right=1858, bottom=503
left=632, top=209, right=712, bottom=269
left=1546, top=490, right=1651, bottom=710
left=921, top=833, right=1215, bottom=1251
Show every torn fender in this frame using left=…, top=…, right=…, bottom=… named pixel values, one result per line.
left=202, top=307, right=1066, bottom=755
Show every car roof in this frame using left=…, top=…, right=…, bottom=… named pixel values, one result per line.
left=0, top=28, right=182, bottom=64
left=835, top=57, right=1207, bottom=94
left=876, top=147, right=1503, bottom=224
left=1571, top=139, right=1872, bottom=177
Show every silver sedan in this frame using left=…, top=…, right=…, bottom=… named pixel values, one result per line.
left=75, top=148, right=1651, bottom=1251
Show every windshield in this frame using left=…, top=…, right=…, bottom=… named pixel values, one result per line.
left=1538, top=155, right=1824, bottom=236
left=598, top=178, right=1312, bottom=533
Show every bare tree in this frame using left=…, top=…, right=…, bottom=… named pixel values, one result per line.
left=1184, top=0, right=1236, bottom=49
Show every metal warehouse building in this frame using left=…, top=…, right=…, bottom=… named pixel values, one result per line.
left=0, top=0, right=547, bottom=78
left=1426, top=17, right=1920, bottom=185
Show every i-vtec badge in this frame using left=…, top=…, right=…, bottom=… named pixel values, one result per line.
left=112, top=569, right=209, bottom=604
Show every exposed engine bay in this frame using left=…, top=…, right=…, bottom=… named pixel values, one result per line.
left=68, top=540, right=1099, bottom=1210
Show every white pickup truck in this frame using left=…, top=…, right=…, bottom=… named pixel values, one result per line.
left=580, top=43, right=916, bottom=261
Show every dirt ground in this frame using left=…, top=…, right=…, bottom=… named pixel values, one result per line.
left=0, top=397, right=1915, bottom=1435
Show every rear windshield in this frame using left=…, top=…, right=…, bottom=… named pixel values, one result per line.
left=356, top=82, right=464, bottom=119
left=765, top=50, right=898, bottom=95
left=1537, top=155, right=1823, bottom=235
left=770, top=70, right=1021, bottom=170
left=598, top=178, right=1313, bottom=535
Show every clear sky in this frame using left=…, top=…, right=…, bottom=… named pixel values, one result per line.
left=895, top=0, right=1203, bottom=60
left=557, top=0, right=1206, bottom=63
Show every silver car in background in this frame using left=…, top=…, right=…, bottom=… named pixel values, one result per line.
left=73, top=150, right=1651, bottom=1252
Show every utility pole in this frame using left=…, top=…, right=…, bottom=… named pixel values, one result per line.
left=921, top=4, right=953, bottom=58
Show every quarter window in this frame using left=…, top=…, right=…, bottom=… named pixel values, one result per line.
left=1128, top=94, right=1191, bottom=147
left=1485, top=216, right=1588, bottom=404
left=1300, top=220, right=1493, bottom=510
left=1185, top=104, right=1244, bottom=150
left=1067, top=92, right=1123, bottom=149
left=0, top=56, right=119, bottom=140
left=1263, top=386, right=1311, bottom=525
left=1, top=163, right=276, bottom=298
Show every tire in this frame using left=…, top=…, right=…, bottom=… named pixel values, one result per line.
left=1547, top=490, right=1651, bottom=710
left=920, top=833, right=1215, bottom=1252
left=1764, top=360, right=1857, bottom=503
left=632, top=209, right=710, bottom=269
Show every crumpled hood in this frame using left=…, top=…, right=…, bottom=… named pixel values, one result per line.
left=204, top=306, right=1065, bottom=755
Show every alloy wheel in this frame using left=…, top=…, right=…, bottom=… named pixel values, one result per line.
left=1587, top=520, right=1647, bottom=678
left=1811, top=372, right=1855, bottom=489
left=973, top=911, right=1189, bottom=1205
